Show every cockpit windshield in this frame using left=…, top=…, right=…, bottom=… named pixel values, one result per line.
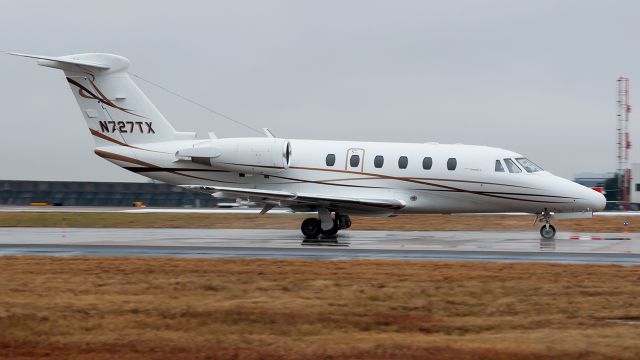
left=515, top=158, right=543, bottom=173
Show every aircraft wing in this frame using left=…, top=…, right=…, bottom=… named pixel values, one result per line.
left=182, top=185, right=405, bottom=213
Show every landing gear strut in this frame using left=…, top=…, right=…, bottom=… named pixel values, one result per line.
left=300, top=212, right=351, bottom=239
left=537, top=209, right=556, bottom=239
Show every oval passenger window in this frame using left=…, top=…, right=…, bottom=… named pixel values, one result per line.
left=326, top=154, right=336, bottom=167
left=350, top=154, right=360, bottom=167
left=398, top=156, right=408, bottom=169
left=422, top=157, right=432, bottom=170
left=447, top=158, right=457, bottom=171
left=374, top=155, right=384, bottom=168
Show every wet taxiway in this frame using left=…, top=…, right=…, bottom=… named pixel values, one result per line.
left=1, top=228, right=639, bottom=264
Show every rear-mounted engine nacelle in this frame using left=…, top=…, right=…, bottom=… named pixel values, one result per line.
left=175, top=137, right=292, bottom=175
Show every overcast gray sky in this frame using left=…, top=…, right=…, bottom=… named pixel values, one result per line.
left=1, top=0, right=638, bottom=181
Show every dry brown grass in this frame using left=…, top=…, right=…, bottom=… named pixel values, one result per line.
left=1, top=257, right=640, bottom=359
left=0, top=212, right=638, bottom=232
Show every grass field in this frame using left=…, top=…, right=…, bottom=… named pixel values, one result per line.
left=1, top=257, right=640, bottom=359
left=0, top=212, right=637, bottom=232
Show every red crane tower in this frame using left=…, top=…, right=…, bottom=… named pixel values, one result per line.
left=617, top=76, right=632, bottom=209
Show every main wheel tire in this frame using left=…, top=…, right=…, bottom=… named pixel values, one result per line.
left=321, top=220, right=339, bottom=237
left=301, top=218, right=322, bottom=239
left=540, top=224, right=556, bottom=239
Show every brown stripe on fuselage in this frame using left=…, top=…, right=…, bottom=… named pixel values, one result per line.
left=285, top=166, right=572, bottom=204
left=412, top=188, right=578, bottom=200
left=220, top=165, right=574, bottom=203
left=289, top=174, right=554, bottom=196
left=270, top=174, right=388, bottom=189
left=290, top=166, right=538, bottom=190
left=218, top=162, right=285, bottom=170
left=124, top=167, right=229, bottom=173
left=211, top=162, right=540, bottom=190
left=91, top=129, right=127, bottom=146
left=94, top=150, right=240, bottom=184
left=95, top=155, right=575, bottom=204
left=163, top=161, right=573, bottom=204
left=94, top=149, right=155, bottom=167
left=320, top=176, right=380, bottom=183
left=89, top=129, right=170, bottom=154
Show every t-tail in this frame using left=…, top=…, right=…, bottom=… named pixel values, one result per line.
left=9, top=52, right=193, bottom=147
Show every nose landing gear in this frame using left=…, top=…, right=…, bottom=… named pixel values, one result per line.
left=540, top=223, right=556, bottom=239
left=537, top=209, right=556, bottom=239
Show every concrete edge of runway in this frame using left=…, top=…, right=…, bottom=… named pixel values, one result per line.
left=1, top=227, right=639, bottom=264
left=1, top=243, right=639, bottom=265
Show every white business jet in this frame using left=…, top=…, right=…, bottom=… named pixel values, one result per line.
left=10, top=53, right=606, bottom=240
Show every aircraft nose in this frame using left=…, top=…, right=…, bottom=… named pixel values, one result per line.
left=584, top=187, right=606, bottom=212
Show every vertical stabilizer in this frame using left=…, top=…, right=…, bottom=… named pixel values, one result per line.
left=10, top=53, right=187, bottom=146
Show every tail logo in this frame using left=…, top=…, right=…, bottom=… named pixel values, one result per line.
left=66, top=77, right=145, bottom=118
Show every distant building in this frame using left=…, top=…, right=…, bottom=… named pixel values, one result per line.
left=631, top=164, right=640, bottom=207
left=573, top=172, right=614, bottom=188
left=0, top=180, right=223, bottom=208
left=574, top=172, right=616, bottom=210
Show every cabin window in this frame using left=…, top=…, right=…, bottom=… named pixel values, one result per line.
left=374, top=155, right=384, bottom=168
left=447, top=158, right=457, bottom=171
left=398, top=156, right=408, bottom=169
left=515, top=157, right=543, bottom=173
left=504, top=158, right=522, bottom=173
left=326, top=154, right=336, bottom=166
left=636, top=183, right=640, bottom=192
left=350, top=154, right=360, bottom=168
left=422, top=157, right=433, bottom=170
left=495, top=160, right=505, bottom=172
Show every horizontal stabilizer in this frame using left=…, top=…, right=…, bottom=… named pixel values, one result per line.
left=8, top=52, right=111, bottom=70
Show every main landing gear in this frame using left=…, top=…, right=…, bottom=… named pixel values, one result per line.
left=300, top=213, right=351, bottom=240
left=536, top=209, right=556, bottom=240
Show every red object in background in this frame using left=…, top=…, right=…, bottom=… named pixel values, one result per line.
left=591, top=187, right=605, bottom=194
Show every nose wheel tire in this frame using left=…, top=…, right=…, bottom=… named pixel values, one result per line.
left=301, top=218, right=322, bottom=239
left=540, top=224, right=556, bottom=239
